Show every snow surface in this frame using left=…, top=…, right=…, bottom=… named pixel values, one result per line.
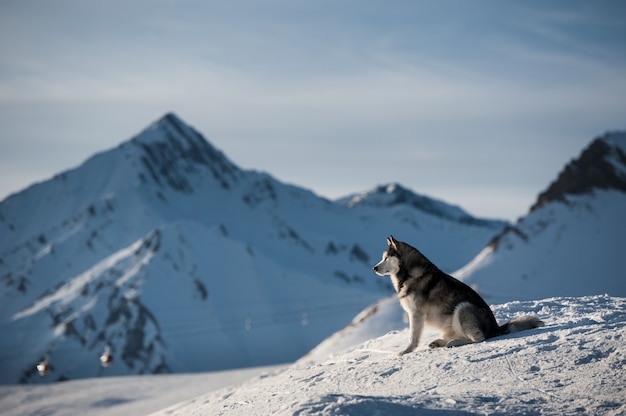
left=0, top=365, right=284, bottom=416
left=153, top=295, right=626, bottom=416
left=2, top=296, right=624, bottom=415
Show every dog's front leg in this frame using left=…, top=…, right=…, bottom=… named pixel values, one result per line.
left=399, top=311, right=424, bottom=355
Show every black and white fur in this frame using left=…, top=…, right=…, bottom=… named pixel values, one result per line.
left=373, top=236, right=544, bottom=355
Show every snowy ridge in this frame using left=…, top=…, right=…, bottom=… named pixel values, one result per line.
left=338, top=183, right=500, bottom=226
left=604, top=132, right=626, bottom=180
left=457, top=132, right=626, bottom=304
left=132, top=113, right=241, bottom=192
left=531, top=132, right=626, bottom=211
left=12, top=231, right=157, bottom=320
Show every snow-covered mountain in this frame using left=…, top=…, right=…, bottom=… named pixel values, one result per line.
left=0, top=113, right=505, bottom=384
left=456, top=132, right=626, bottom=303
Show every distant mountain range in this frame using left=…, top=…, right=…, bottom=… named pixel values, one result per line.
left=0, top=113, right=505, bottom=384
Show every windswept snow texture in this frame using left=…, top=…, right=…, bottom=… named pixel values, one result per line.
left=154, top=295, right=626, bottom=416
left=0, top=113, right=505, bottom=384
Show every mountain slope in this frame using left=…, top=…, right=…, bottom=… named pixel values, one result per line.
left=0, top=113, right=504, bottom=384
left=456, top=132, right=626, bottom=303
left=337, top=183, right=507, bottom=273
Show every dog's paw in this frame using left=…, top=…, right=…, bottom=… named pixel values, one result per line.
left=445, top=338, right=472, bottom=348
left=398, top=346, right=416, bottom=356
left=428, top=339, right=447, bottom=349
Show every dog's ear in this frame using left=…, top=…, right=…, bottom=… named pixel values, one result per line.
left=387, top=235, right=398, bottom=249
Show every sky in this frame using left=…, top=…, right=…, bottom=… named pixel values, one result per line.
left=1, top=1, right=625, bottom=221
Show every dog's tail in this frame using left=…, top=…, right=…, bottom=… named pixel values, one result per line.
left=498, top=315, right=545, bottom=335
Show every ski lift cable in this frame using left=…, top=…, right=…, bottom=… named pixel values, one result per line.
left=1, top=298, right=379, bottom=359
left=1, top=305, right=366, bottom=360
left=3, top=293, right=376, bottom=331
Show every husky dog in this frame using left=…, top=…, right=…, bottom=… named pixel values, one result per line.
left=374, top=236, right=544, bottom=355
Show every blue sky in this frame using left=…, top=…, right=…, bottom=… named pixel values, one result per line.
left=1, top=1, right=625, bottom=220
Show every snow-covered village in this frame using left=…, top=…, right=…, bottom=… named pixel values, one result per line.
left=2, top=2, right=626, bottom=415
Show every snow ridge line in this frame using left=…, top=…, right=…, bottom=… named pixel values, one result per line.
left=11, top=232, right=157, bottom=321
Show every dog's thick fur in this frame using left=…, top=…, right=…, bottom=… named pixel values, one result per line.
left=373, top=236, right=544, bottom=355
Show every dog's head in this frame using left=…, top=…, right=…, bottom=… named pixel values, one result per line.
left=373, top=236, right=402, bottom=276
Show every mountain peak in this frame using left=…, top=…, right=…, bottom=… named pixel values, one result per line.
left=339, top=183, right=503, bottom=227
left=341, top=183, right=444, bottom=208
left=130, top=113, right=241, bottom=192
left=530, top=132, right=626, bottom=212
left=148, top=112, right=194, bottom=138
